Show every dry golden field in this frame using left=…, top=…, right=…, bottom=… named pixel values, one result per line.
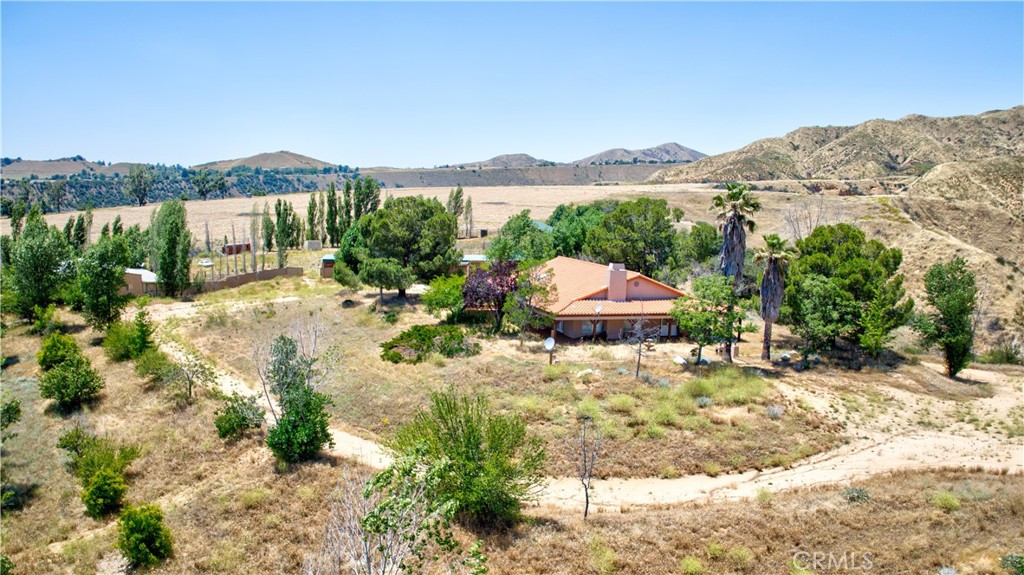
left=2, top=289, right=1022, bottom=574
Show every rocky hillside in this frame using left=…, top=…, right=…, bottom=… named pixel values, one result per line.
left=650, top=107, right=1024, bottom=182
left=574, top=142, right=706, bottom=166
left=192, top=151, right=336, bottom=171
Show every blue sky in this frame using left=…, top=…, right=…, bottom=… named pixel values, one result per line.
left=2, top=2, right=1022, bottom=168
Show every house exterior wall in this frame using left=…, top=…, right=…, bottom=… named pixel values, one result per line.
left=625, top=278, right=682, bottom=299
left=556, top=316, right=677, bottom=340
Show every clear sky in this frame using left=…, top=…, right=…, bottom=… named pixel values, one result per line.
left=2, top=2, right=1022, bottom=168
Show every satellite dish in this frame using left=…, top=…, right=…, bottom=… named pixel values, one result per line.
left=544, top=337, right=556, bottom=351
left=594, top=303, right=604, bottom=315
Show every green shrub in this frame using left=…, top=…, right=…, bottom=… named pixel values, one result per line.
left=37, top=332, right=81, bottom=371
left=118, top=503, right=173, bottom=568
left=82, top=468, right=128, bottom=518
left=215, top=393, right=265, bottom=440
left=30, top=304, right=61, bottom=336
left=58, top=426, right=140, bottom=482
left=841, top=486, right=871, bottom=504
left=1001, top=553, right=1024, bottom=575
left=380, top=324, right=480, bottom=364
left=103, top=311, right=154, bottom=362
left=977, top=343, right=1024, bottom=365
left=103, top=322, right=138, bottom=361
left=0, top=555, right=13, bottom=575
left=680, top=556, right=705, bottom=575
left=265, top=385, right=333, bottom=463
left=387, top=388, right=546, bottom=525
left=930, top=490, right=961, bottom=512
left=39, top=355, right=104, bottom=411
left=133, top=348, right=175, bottom=383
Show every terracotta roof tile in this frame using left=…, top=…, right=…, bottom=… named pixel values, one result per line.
left=538, top=256, right=685, bottom=318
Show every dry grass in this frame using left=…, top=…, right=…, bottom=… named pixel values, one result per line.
left=176, top=293, right=841, bottom=478
left=484, top=470, right=1024, bottom=575
left=0, top=313, right=349, bottom=575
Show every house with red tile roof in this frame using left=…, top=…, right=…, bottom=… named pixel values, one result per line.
left=539, top=256, right=686, bottom=340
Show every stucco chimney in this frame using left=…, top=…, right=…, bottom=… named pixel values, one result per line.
left=607, top=263, right=627, bottom=301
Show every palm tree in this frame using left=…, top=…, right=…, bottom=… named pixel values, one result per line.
left=754, top=234, right=798, bottom=360
left=710, top=183, right=761, bottom=362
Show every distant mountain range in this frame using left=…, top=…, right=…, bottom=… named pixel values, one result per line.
left=451, top=143, right=707, bottom=169
left=650, top=107, right=1024, bottom=183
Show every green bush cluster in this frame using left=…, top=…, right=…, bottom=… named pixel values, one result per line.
left=133, top=348, right=176, bottom=383
left=58, top=426, right=139, bottom=518
left=214, top=393, right=265, bottom=440
left=265, top=385, right=333, bottom=463
left=103, top=311, right=155, bottom=362
left=39, top=355, right=104, bottom=412
left=380, top=324, right=480, bottom=364
left=37, top=332, right=82, bottom=371
left=118, top=503, right=173, bottom=568
left=387, top=388, right=546, bottom=525
left=840, top=486, right=871, bottom=504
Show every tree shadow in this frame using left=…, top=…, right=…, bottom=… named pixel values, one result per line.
left=461, top=515, right=566, bottom=551
left=0, top=481, right=40, bottom=512
left=0, top=355, right=21, bottom=370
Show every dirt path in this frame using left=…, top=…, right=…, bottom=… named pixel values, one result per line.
left=163, top=324, right=1022, bottom=512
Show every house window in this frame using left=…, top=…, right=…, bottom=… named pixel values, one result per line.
left=582, top=321, right=603, bottom=336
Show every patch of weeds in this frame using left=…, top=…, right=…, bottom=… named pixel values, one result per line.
left=577, top=396, right=601, bottom=420
left=929, top=490, right=961, bottom=512
left=756, top=488, right=773, bottom=507
left=606, top=394, right=636, bottom=415
left=659, top=465, right=679, bottom=479
left=705, top=541, right=726, bottom=560
left=727, top=546, right=755, bottom=571
left=703, top=462, right=722, bottom=477
left=588, top=535, right=617, bottom=575
left=643, top=424, right=666, bottom=440
left=765, top=404, right=784, bottom=420
left=679, top=556, right=705, bottom=575
left=543, top=363, right=574, bottom=382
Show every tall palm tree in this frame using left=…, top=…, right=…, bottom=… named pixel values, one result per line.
left=754, top=234, right=798, bottom=360
left=710, top=183, right=761, bottom=362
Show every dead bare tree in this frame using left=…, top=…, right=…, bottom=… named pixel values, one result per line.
left=782, top=195, right=849, bottom=241
left=302, top=460, right=464, bottom=575
left=576, top=415, right=601, bottom=520
left=251, top=313, right=336, bottom=423
left=624, top=310, right=661, bottom=378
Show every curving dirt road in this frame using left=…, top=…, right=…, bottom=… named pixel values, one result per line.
left=162, top=334, right=1023, bottom=512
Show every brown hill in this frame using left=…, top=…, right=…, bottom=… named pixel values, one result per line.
left=650, top=107, right=1024, bottom=183
left=0, top=157, right=139, bottom=179
left=574, top=142, right=706, bottom=166
left=193, top=150, right=334, bottom=171
left=454, top=153, right=554, bottom=168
